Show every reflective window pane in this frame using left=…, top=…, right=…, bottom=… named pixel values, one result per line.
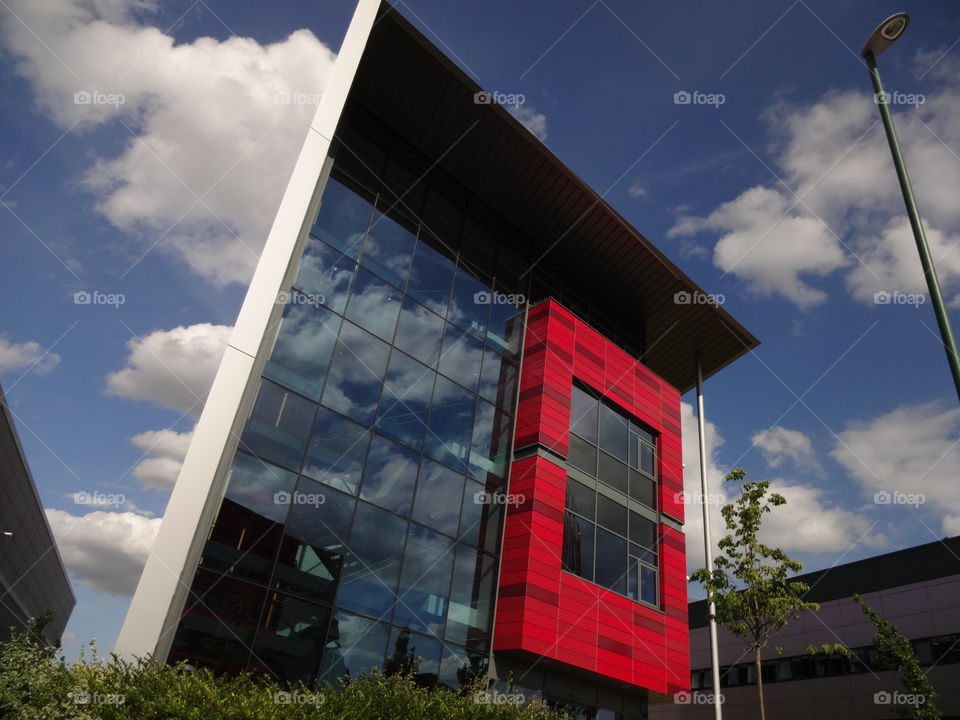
left=394, top=297, right=444, bottom=367
left=486, top=292, right=522, bottom=352
left=457, top=480, right=485, bottom=547
left=640, top=441, right=656, bottom=476
left=570, top=385, right=599, bottom=443
left=386, top=628, right=441, bottom=684
left=562, top=511, right=594, bottom=580
left=424, top=376, right=475, bottom=472
left=629, top=511, right=657, bottom=550
left=319, top=612, right=389, bottom=682
left=438, top=324, right=484, bottom=392
left=567, top=434, right=597, bottom=476
left=447, top=268, right=490, bottom=340
left=294, top=238, right=356, bottom=314
left=358, top=435, right=418, bottom=516
left=412, top=458, right=464, bottom=537
left=595, top=527, right=627, bottom=594
left=459, top=217, right=496, bottom=277
left=202, top=453, right=296, bottom=583
left=320, top=321, right=389, bottom=426
left=422, top=186, right=463, bottom=246
left=376, top=351, right=434, bottom=451
left=599, top=404, right=629, bottom=462
left=445, top=546, right=496, bottom=649
left=345, top=268, right=401, bottom=342
left=597, top=494, right=628, bottom=537
left=301, top=407, right=370, bottom=495
left=439, top=646, right=488, bottom=691
left=274, top=480, right=355, bottom=601
left=336, top=503, right=406, bottom=618
left=241, top=380, right=315, bottom=471
left=312, top=178, right=372, bottom=260
left=360, top=202, right=416, bottom=288
left=467, top=400, right=509, bottom=482
left=250, top=594, right=330, bottom=684
left=629, top=470, right=656, bottom=509
left=406, top=237, right=456, bottom=315
left=598, top=452, right=628, bottom=495
left=393, top=525, right=455, bottom=635
left=264, top=301, right=341, bottom=401
left=565, top=477, right=595, bottom=519
left=478, top=346, right=516, bottom=406
left=641, top=564, right=657, bottom=605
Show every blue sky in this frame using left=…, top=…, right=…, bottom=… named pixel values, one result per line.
left=2, top=0, right=960, bottom=660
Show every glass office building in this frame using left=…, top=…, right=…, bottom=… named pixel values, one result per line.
left=118, top=2, right=758, bottom=717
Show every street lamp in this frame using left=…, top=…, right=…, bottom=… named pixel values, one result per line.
left=862, top=13, right=960, bottom=403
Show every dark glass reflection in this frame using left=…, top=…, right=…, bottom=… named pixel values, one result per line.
left=274, top=481, right=355, bottom=601
left=344, top=268, right=401, bottom=341
left=264, top=301, right=341, bottom=401
left=599, top=404, right=629, bottom=463
left=570, top=385, right=599, bottom=443
left=629, top=470, right=656, bottom=509
left=241, top=380, right=315, bottom=471
left=406, top=237, right=455, bottom=314
left=447, top=268, right=489, bottom=340
left=597, top=494, right=627, bottom=537
left=478, top=345, right=515, bottom=405
left=567, top=434, right=597, bottom=476
left=565, top=477, right=595, bottom=518
left=424, top=376, right=475, bottom=472
left=359, top=435, right=418, bottom=515
left=393, top=524, right=454, bottom=635
left=562, top=512, right=594, bottom=580
left=486, top=291, right=521, bottom=352
left=311, top=178, right=373, bottom=260
left=336, top=503, right=406, bottom=619
left=445, top=546, right=495, bottom=649
left=468, top=400, right=509, bottom=482
left=438, top=324, right=483, bottom=391
left=360, top=202, right=416, bottom=288
left=319, top=612, right=389, bottom=682
left=629, top=510, right=657, bottom=549
left=386, top=628, right=442, bottom=686
left=301, top=408, right=370, bottom=494
left=250, top=594, right=330, bottom=684
left=320, top=321, right=390, bottom=425
left=412, top=459, right=464, bottom=536
left=376, top=351, right=434, bottom=451
left=595, top=527, right=626, bottom=594
left=394, top=297, right=444, bottom=367
left=598, top=452, right=628, bottom=495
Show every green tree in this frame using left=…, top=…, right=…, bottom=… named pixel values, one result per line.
left=690, top=468, right=818, bottom=720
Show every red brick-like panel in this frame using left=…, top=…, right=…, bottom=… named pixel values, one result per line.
left=493, top=300, right=689, bottom=695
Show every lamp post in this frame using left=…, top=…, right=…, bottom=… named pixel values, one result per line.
left=862, top=12, right=960, bottom=403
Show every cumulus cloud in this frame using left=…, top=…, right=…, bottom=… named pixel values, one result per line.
left=1, top=0, right=336, bottom=285
left=46, top=509, right=160, bottom=596
left=680, top=400, right=727, bottom=573
left=130, top=427, right=193, bottom=490
left=0, top=334, right=61, bottom=375
left=832, top=402, right=960, bottom=536
left=669, top=62, right=960, bottom=307
left=508, top=106, right=548, bottom=141
left=751, top=425, right=816, bottom=468
left=105, top=323, right=231, bottom=416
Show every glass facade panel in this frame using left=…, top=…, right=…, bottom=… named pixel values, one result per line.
left=447, top=268, right=489, bottom=340
left=570, top=385, right=599, bottom=443
left=321, top=321, right=390, bottom=425
left=358, top=435, right=418, bottom=515
left=294, top=238, right=356, bottom=314
left=599, top=404, right=629, bottom=462
left=438, top=324, right=484, bottom=391
left=412, top=458, right=464, bottom=536
left=393, top=297, right=444, bottom=367
left=406, top=236, right=455, bottom=314
left=336, top=502, right=407, bottom=618
left=241, top=380, right=315, bottom=472
left=445, top=547, right=495, bottom=649
left=344, top=268, right=401, bottom=341
left=310, top=178, right=372, bottom=260
left=597, top=494, right=627, bottom=537
left=319, top=611, right=389, bottom=682
left=424, top=376, right=475, bottom=472
left=595, top=528, right=627, bottom=594
left=265, top=300, right=341, bottom=401
left=562, top=511, right=595, bottom=580
left=250, top=594, right=330, bottom=683
left=568, top=434, right=597, bottom=476
left=301, top=408, right=370, bottom=495
left=359, top=201, right=416, bottom=288
left=376, top=351, right=434, bottom=451
left=598, top=452, right=628, bottom=495
left=392, top=524, right=455, bottom=635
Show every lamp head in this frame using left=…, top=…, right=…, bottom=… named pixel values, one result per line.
left=861, top=12, right=910, bottom=58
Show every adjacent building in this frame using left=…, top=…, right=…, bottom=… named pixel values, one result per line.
left=652, top=537, right=960, bottom=719
left=0, top=384, right=75, bottom=644
left=116, top=1, right=758, bottom=717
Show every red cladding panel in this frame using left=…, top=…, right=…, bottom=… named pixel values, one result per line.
left=493, top=300, right=689, bottom=695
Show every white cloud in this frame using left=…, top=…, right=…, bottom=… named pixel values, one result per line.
left=1, top=0, right=336, bottom=286
left=45, top=509, right=160, bottom=596
left=105, top=323, right=231, bottom=417
left=832, top=402, right=960, bottom=536
left=0, top=334, right=61, bottom=375
left=751, top=425, right=816, bottom=468
left=509, top=106, right=548, bottom=141
left=627, top=181, right=647, bottom=199
left=680, top=400, right=727, bottom=574
left=669, top=68, right=960, bottom=307
left=130, top=427, right=193, bottom=490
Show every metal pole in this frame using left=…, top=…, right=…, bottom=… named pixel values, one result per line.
left=865, top=52, right=960, bottom=404
left=696, top=355, right=723, bottom=719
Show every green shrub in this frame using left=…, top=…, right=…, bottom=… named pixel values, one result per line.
left=0, top=619, right=567, bottom=720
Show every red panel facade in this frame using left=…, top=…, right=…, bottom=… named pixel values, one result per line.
left=493, top=300, right=689, bottom=695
